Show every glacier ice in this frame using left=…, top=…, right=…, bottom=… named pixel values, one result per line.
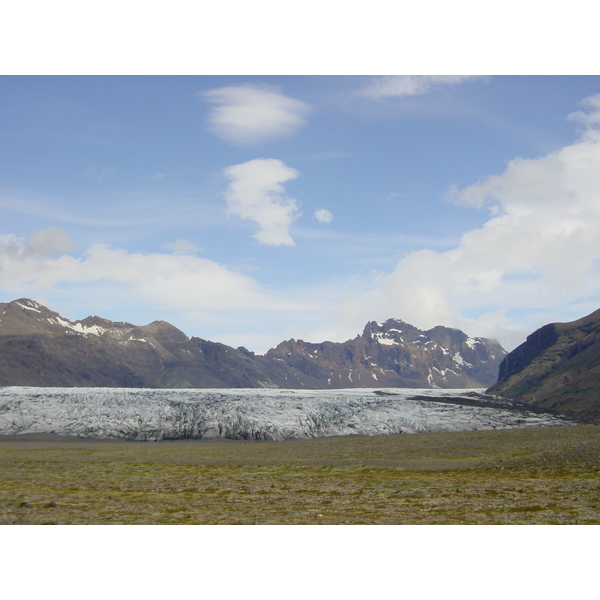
left=0, top=387, right=573, bottom=442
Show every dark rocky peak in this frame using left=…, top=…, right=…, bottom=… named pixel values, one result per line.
left=363, top=319, right=414, bottom=337
left=363, top=319, right=460, bottom=348
left=362, top=319, right=417, bottom=346
left=77, top=315, right=133, bottom=329
left=269, top=338, right=311, bottom=354
left=425, top=325, right=483, bottom=355
left=1, top=298, right=50, bottom=318
left=9, top=298, right=46, bottom=312
left=70, top=315, right=142, bottom=340
left=237, top=346, right=256, bottom=357
left=138, top=320, right=188, bottom=343
left=497, top=323, right=559, bottom=382
left=0, top=298, right=73, bottom=336
left=426, top=325, right=466, bottom=344
left=431, top=328, right=505, bottom=370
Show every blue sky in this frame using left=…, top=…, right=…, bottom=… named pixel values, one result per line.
left=2, top=75, right=600, bottom=352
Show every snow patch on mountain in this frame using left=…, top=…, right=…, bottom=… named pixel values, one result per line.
left=465, top=338, right=480, bottom=349
left=371, top=332, right=399, bottom=345
left=52, top=316, right=108, bottom=337
left=453, top=352, right=472, bottom=367
left=15, top=301, right=42, bottom=313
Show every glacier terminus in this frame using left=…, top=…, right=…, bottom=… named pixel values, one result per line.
left=0, top=387, right=572, bottom=442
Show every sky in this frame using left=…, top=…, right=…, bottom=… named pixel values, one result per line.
left=1, top=75, right=600, bottom=353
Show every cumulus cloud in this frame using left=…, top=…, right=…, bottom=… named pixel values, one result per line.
left=24, top=227, right=74, bottom=257
left=200, top=84, right=311, bottom=145
left=368, top=94, right=600, bottom=349
left=223, top=158, right=300, bottom=246
left=568, top=93, right=600, bottom=127
left=314, top=209, right=333, bottom=224
left=358, top=75, right=483, bottom=99
left=0, top=233, right=308, bottom=314
left=0, top=228, right=75, bottom=288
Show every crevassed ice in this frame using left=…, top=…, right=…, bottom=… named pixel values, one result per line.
left=0, top=387, right=572, bottom=442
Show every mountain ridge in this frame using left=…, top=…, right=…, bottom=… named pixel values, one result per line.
left=265, top=318, right=505, bottom=389
left=487, top=308, right=600, bottom=420
left=0, top=298, right=506, bottom=389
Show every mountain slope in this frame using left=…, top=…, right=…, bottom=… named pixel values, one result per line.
left=0, top=299, right=282, bottom=388
left=487, top=308, right=600, bottom=419
left=0, top=299, right=506, bottom=389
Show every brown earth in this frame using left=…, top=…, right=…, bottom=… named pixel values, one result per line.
left=0, top=424, right=599, bottom=525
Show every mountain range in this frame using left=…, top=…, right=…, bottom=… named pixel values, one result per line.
left=0, top=298, right=505, bottom=389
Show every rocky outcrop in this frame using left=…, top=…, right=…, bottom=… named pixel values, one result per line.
left=487, top=308, right=600, bottom=420
left=0, top=299, right=506, bottom=389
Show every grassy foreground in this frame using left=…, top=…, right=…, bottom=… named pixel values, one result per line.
left=1, top=424, right=599, bottom=525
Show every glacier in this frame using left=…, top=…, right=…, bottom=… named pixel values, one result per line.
left=0, top=387, right=573, bottom=442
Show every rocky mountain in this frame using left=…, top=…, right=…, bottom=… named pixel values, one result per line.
left=487, top=308, right=600, bottom=420
left=0, top=299, right=284, bottom=388
left=266, top=319, right=505, bottom=389
left=0, top=298, right=506, bottom=389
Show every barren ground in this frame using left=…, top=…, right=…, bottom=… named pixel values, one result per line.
left=1, top=424, right=599, bottom=524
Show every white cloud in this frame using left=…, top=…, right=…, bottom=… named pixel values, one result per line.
left=568, top=93, right=600, bottom=127
left=0, top=233, right=309, bottom=314
left=358, top=75, right=483, bottom=99
left=0, top=228, right=75, bottom=288
left=365, top=94, right=600, bottom=350
left=24, top=227, right=74, bottom=257
left=314, top=208, right=332, bottom=223
left=162, top=239, right=201, bottom=255
left=200, top=84, right=311, bottom=145
left=223, top=158, right=300, bottom=246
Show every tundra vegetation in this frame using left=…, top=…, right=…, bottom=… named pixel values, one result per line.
left=1, top=424, right=599, bottom=525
